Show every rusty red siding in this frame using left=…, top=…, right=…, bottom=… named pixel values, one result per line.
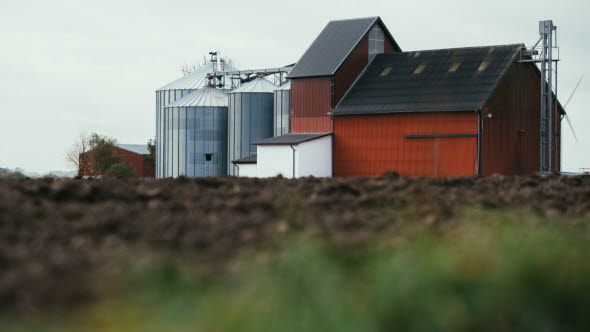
left=554, top=101, right=561, bottom=172
left=481, top=62, right=561, bottom=175
left=115, top=147, right=155, bottom=178
left=290, top=77, right=333, bottom=133
left=384, top=35, right=396, bottom=53
left=334, top=36, right=369, bottom=104
left=334, top=113, right=479, bottom=177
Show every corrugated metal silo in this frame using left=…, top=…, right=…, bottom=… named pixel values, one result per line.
left=228, top=77, right=278, bottom=175
left=161, top=87, right=229, bottom=177
left=273, top=81, right=291, bottom=136
left=155, top=62, right=238, bottom=178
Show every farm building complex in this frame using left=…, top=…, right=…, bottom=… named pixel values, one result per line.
left=155, top=17, right=563, bottom=178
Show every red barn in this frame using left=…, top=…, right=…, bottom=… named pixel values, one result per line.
left=332, top=45, right=564, bottom=177
left=80, top=144, right=155, bottom=178
left=287, top=17, right=401, bottom=133
left=244, top=17, right=564, bottom=178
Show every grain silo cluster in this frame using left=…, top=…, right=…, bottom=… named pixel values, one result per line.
left=156, top=17, right=567, bottom=178
left=155, top=55, right=290, bottom=178
left=155, top=60, right=239, bottom=178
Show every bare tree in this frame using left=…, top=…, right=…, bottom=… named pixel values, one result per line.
left=180, top=54, right=236, bottom=75
left=181, top=54, right=209, bottom=75
left=65, top=131, right=90, bottom=176
left=180, top=62, right=197, bottom=76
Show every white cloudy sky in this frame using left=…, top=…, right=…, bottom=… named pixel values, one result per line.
left=0, top=0, right=588, bottom=173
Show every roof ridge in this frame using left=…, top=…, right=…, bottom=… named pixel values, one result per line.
left=288, top=17, right=400, bottom=79
left=328, top=16, right=379, bottom=23
left=378, top=43, right=525, bottom=55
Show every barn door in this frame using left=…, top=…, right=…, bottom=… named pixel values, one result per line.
left=433, top=137, right=478, bottom=177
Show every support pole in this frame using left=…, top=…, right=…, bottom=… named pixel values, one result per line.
left=540, top=21, right=548, bottom=172
left=539, top=20, right=557, bottom=173
left=547, top=23, right=553, bottom=172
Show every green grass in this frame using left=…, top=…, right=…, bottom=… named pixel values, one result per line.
left=3, top=210, right=590, bottom=331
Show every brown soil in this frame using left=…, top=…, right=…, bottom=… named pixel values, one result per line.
left=1, top=174, right=589, bottom=314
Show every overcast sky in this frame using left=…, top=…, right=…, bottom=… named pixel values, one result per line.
left=1, top=0, right=588, bottom=173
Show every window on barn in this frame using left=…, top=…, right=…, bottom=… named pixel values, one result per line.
left=368, top=25, right=385, bottom=61
left=205, top=153, right=212, bottom=161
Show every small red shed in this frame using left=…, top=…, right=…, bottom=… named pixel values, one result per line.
left=332, top=45, right=564, bottom=177
left=287, top=17, right=401, bottom=133
left=80, top=144, right=155, bottom=178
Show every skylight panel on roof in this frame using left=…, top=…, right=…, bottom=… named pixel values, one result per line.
left=478, top=60, right=491, bottom=71
left=414, top=64, right=426, bottom=74
left=448, top=63, right=461, bottom=72
left=333, top=44, right=524, bottom=116
left=380, top=67, right=392, bottom=76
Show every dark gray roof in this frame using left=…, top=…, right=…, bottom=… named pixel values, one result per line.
left=231, top=155, right=257, bottom=164
left=333, top=44, right=524, bottom=115
left=254, top=133, right=332, bottom=145
left=288, top=17, right=401, bottom=79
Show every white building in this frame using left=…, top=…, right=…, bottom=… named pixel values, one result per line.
left=231, top=155, right=258, bottom=177
left=232, top=133, right=332, bottom=178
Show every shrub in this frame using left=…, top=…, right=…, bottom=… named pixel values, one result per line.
left=106, top=162, right=136, bottom=178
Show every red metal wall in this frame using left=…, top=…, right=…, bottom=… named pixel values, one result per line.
left=80, top=147, right=155, bottom=178
left=290, top=77, right=333, bottom=133
left=481, top=62, right=561, bottom=175
left=333, top=113, right=479, bottom=177
left=334, top=36, right=369, bottom=104
left=384, top=35, right=396, bottom=53
left=114, top=147, right=155, bottom=178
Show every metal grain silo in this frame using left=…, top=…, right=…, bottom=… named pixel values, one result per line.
left=155, top=61, right=238, bottom=178
left=228, top=77, right=278, bottom=175
left=161, top=87, right=229, bottom=178
left=273, top=81, right=291, bottom=136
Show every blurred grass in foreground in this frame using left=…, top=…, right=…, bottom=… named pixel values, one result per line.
left=3, top=210, right=590, bottom=332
